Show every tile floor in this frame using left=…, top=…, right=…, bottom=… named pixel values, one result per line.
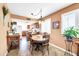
left=7, top=37, right=72, bottom=56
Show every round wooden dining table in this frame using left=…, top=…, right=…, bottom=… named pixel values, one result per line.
left=31, top=35, right=49, bottom=51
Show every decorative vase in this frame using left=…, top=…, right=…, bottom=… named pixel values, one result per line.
left=3, top=16, right=5, bottom=25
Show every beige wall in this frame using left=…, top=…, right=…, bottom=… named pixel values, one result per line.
left=0, top=3, right=79, bottom=55
left=0, top=3, right=10, bottom=55
left=49, top=3, right=79, bottom=54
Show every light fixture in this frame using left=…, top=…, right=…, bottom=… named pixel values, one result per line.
left=31, top=8, right=43, bottom=21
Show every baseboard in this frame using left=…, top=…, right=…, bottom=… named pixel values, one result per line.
left=49, top=43, right=76, bottom=56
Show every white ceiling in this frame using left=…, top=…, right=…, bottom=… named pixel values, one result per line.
left=7, top=3, right=73, bottom=19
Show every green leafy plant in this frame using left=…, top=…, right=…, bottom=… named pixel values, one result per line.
left=64, top=27, right=79, bottom=42
left=2, top=6, right=8, bottom=25
left=2, top=6, right=8, bottom=19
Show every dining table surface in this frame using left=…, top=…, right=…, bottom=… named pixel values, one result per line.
left=32, top=35, right=47, bottom=41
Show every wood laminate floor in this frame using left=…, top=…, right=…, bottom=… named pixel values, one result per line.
left=7, top=36, right=72, bottom=56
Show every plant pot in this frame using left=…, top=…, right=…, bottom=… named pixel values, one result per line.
left=66, top=36, right=73, bottom=42
left=67, top=39, right=73, bottom=42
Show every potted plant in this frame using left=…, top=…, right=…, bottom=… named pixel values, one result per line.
left=64, top=27, right=79, bottom=42
left=2, top=6, right=8, bottom=25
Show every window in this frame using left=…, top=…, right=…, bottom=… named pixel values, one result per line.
left=61, top=9, right=79, bottom=34
left=41, top=18, right=51, bottom=34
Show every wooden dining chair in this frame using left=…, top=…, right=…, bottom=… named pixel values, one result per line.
left=30, top=39, right=37, bottom=55
left=26, top=32, right=32, bottom=41
left=42, top=39, right=49, bottom=55
left=42, top=33, right=50, bottom=55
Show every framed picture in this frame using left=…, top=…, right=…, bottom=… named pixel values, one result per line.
left=52, top=21, right=59, bottom=29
